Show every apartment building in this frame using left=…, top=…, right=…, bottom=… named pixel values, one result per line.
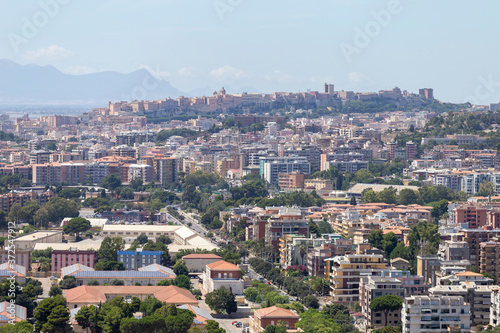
left=117, top=251, right=163, bottom=270
left=307, top=239, right=355, bottom=278
left=260, top=156, right=311, bottom=185
left=360, top=276, right=405, bottom=328
left=264, top=207, right=309, bottom=252
left=417, top=256, right=441, bottom=286
left=52, top=249, right=98, bottom=273
left=461, top=228, right=500, bottom=268
left=326, top=254, right=389, bottom=303
left=480, top=242, right=500, bottom=285
left=402, top=296, right=470, bottom=333
left=278, top=172, right=306, bottom=190
left=202, top=260, right=244, bottom=295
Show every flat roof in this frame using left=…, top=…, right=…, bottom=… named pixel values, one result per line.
left=14, top=231, right=62, bottom=242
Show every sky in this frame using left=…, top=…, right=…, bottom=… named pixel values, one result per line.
left=1, top=0, right=500, bottom=104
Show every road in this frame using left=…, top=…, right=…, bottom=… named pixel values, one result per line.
left=174, top=208, right=224, bottom=245
left=197, top=299, right=249, bottom=333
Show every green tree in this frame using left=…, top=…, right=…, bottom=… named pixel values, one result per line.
left=43, top=197, right=80, bottom=222
left=367, top=229, right=384, bottom=250
left=361, top=189, right=378, bottom=203
left=34, top=295, right=70, bottom=333
left=303, top=295, right=319, bottom=309
left=49, top=284, right=62, bottom=297
left=478, top=180, right=495, bottom=197
left=63, top=217, right=91, bottom=236
left=0, top=321, right=33, bottom=333
left=296, top=309, right=342, bottom=333
left=263, top=325, right=287, bottom=333
left=75, top=305, right=103, bottom=333
left=97, top=237, right=125, bottom=262
left=399, top=189, right=419, bottom=205
left=369, top=295, right=403, bottom=325
left=136, top=233, right=148, bottom=244
left=382, top=232, right=399, bottom=259
left=173, top=260, right=189, bottom=276
left=139, top=295, right=163, bottom=317
left=205, top=287, right=238, bottom=314
left=377, top=187, right=397, bottom=204
left=100, top=174, right=122, bottom=190
left=59, top=275, right=77, bottom=289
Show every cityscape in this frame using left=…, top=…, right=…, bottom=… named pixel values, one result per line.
left=1, top=1, right=500, bottom=333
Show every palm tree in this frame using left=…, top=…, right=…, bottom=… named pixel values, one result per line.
left=299, top=245, right=307, bottom=265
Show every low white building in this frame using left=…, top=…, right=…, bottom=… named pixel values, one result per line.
left=402, top=295, right=471, bottom=333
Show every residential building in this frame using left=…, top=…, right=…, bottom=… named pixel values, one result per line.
left=264, top=207, right=309, bottom=253
left=278, top=172, right=306, bottom=190
left=360, top=276, right=405, bottom=328
left=117, top=250, right=163, bottom=270
left=461, top=228, right=500, bottom=268
left=52, top=249, right=98, bottom=273
left=326, top=254, right=389, bottom=303
left=182, top=253, right=222, bottom=273
left=0, top=262, right=26, bottom=283
left=0, top=249, right=31, bottom=273
left=307, top=239, right=355, bottom=278
left=402, top=296, right=470, bottom=333
left=480, top=242, right=500, bottom=282
left=417, top=256, right=440, bottom=286
left=202, top=260, right=244, bottom=295
left=260, top=156, right=311, bottom=185
left=249, top=306, right=299, bottom=333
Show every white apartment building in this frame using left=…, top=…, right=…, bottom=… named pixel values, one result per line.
left=402, top=296, right=471, bottom=333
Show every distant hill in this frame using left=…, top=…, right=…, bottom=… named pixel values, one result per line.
left=0, top=59, right=185, bottom=105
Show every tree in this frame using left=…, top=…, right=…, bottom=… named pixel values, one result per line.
left=49, top=284, right=62, bottom=297
left=34, top=295, right=70, bottom=333
left=361, top=189, right=378, bottom=203
left=350, top=196, right=357, bottom=206
left=87, top=279, right=100, bottom=286
left=136, top=233, right=148, bottom=244
left=63, top=217, right=91, bottom=236
left=0, top=321, right=33, bottom=333
left=94, top=261, right=125, bottom=271
left=100, top=174, right=122, bottom=190
left=377, top=187, right=397, bottom=204
left=59, top=275, right=77, bottom=289
left=75, top=305, right=103, bottom=333
left=263, top=325, right=287, bottom=333
left=109, top=279, right=125, bottom=286
left=205, top=287, right=238, bottom=314
left=299, top=245, right=307, bottom=265
left=303, top=295, right=319, bottom=309
left=34, top=208, right=49, bottom=228
left=43, top=197, right=80, bottom=222
left=369, top=295, right=403, bottom=325
left=478, top=181, right=495, bottom=197
left=367, top=229, right=383, bottom=250
left=173, top=260, right=189, bottom=276
left=399, top=189, right=419, bottom=205
left=204, top=320, right=226, bottom=333
left=8, top=204, right=22, bottom=223
left=382, top=232, right=398, bottom=259
left=97, top=237, right=125, bottom=262
left=139, top=295, right=163, bottom=317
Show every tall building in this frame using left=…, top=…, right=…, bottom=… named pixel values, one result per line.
left=260, top=156, right=311, bottom=185
left=264, top=207, right=309, bottom=253
left=417, top=256, right=440, bottom=286
left=153, top=157, right=178, bottom=185
left=326, top=254, right=389, bottom=303
left=402, top=296, right=470, bottom=333
left=406, top=141, right=417, bottom=160
left=479, top=241, right=500, bottom=282
left=324, top=83, right=335, bottom=94
left=360, top=276, right=405, bottom=328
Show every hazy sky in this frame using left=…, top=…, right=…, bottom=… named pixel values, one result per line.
left=1, top=0, right=500, bottom=103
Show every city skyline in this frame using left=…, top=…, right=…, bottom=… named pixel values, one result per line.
left=0, top=1, right=499, bottom=104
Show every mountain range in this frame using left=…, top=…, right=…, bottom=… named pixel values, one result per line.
left=0, top=59, right=185, bottom=105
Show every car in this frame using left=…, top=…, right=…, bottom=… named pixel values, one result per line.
left=232, top=321, right=238, bottom=325
left=235, top=322, right=242, bottom=328
left=266, top=281, right=271, bottom=285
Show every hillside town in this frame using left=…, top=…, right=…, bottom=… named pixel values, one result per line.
left=2, top=84, right=500, bottom=333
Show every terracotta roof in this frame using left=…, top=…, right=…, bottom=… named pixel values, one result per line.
left=455, top=271, right=484, bottom=277
left=255, top=306, right=299, bottom=319
left=182, top=253, right=222, bottom=259
left=64, top=285, right=198, bottom=305
left=206, top=260, right=240, bottom=271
